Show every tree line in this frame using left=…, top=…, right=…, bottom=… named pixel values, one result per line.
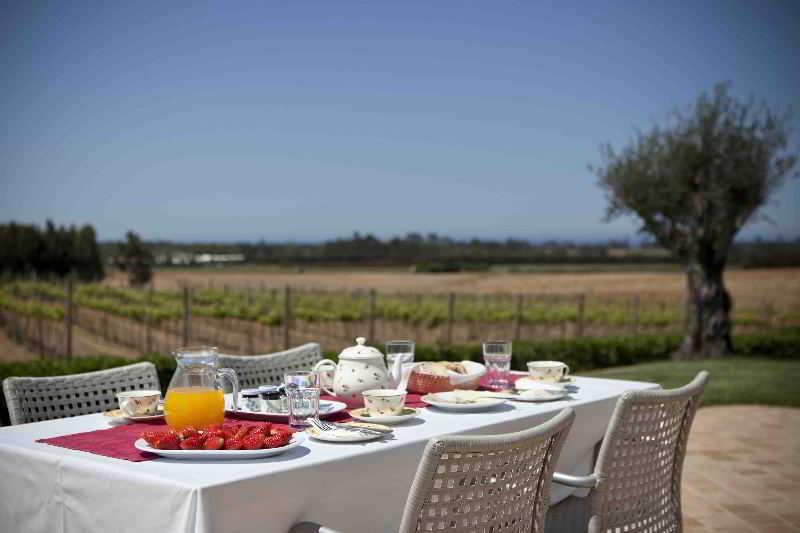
left=0, top=221, right=104, bottom=281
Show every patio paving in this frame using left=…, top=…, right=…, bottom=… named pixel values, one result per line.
left=682, top=406, right=800, bottom=532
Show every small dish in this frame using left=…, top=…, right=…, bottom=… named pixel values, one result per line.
left=306, top=422, right=392, bottom=442
left=104, top=405, right=165, bottom=422
left=134, top=432, right=306, bottom=460
left=421, top=392, right=506, bottom=412
left=515, top=377, right=574, bottom=391
left=349, top=407, right=419, bottom=425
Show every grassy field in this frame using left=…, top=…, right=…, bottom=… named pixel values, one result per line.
left=131, top=266, right=800, bottom=311
left=582, top=357, right=800, bottom=407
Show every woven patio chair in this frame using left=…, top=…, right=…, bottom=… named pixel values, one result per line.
left=291, top=407, right=575, bottom=533
left=217, top=342, right=322, bottom=389
left=3, top=362, right=160, bottom=425
left=545, top=371, right=710, bottom=533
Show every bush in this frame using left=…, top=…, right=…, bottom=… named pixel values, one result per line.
left=1, top=329, right=797, bottom=425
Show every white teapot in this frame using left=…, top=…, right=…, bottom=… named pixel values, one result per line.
left=313, top=337, right=404, bottom=407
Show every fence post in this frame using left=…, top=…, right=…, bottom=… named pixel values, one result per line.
left=368, top=289, right=377, bottom=341
left=283, top=285, right=291, bottom=350
left=182, top=284, right=192, bottom=346
left=632, top=295, right=641, bottom=334
left=145, top=286, right=153, bottom=354
left=446, top=293, right=456, bottom=345
left=64, top=277, right=74, bottom=359
left=576, top=293, right=585, bottom=338
left=513, top=294, right=524, bottom=341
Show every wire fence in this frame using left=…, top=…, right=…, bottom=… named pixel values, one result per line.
left=0, top=279, right=791, bottom=360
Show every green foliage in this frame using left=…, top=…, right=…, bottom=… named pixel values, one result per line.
left=0, top=221, right=104, bottom=281
left=2, top=280, right=790, bottom=329
left=1, top=330, right=796, bottom=425
left=115, top=231, right=155, bottom=287
left=595, top=83, right=797, bottom=257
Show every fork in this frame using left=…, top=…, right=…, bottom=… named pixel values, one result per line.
left=310, top=418, right=387, bottom=436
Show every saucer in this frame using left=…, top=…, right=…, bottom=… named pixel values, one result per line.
left=104, top=405, right=164, bottom=422
left=515, top=376, right=574, bottom=391
left=349, top=407, right=419, bottom=425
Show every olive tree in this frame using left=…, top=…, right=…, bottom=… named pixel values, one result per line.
left=594, top=84, right=796, bottom=358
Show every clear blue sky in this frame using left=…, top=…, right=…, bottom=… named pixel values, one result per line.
left=1, top=1, right=798, bottom=242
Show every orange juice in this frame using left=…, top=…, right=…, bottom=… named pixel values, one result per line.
left=164, top=387, right=224, bottom=429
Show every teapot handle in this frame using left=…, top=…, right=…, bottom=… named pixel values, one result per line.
left=217, top=367, right=240, bottom=412
left=312, top=359, right=337, bottom=397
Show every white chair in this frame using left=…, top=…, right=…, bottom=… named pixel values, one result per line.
left=3, top=362, right=160, bottom=425
left=546, top=371, right=709, bottom=533
left=217, top=342, right=322, bottom=388
left=292, top=407, right=575, bottom=533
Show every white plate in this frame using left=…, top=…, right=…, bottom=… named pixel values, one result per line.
left=421, top=392, right=506, bottom=411
left=226, top=398, right=347, bottom=421
left=513, top=389, right=568, bottom=402
left=134, top=432, right=306, bottom=460
left=306, top=423, right=391, bottom=443
left=349, top=407, right=420, bottom=425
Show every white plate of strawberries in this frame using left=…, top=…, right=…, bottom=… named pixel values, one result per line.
left=134, top=422, right=306, bottom=460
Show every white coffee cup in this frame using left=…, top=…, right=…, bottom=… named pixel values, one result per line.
left=117, top=390, right=161, bottom=417
left=527, top=361, right=570, bottom=383
left=362, top=389, right=406, bottom=416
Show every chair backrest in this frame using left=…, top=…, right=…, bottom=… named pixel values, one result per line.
left=399, top=408, right=575, bottom=533
left=3, top=362, right=161, bottom=425
left=588, top=371, right=709, bottom=533
left=217, top=343, right=322, bottom=389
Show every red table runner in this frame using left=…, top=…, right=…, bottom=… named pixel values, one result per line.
left=38, top=378, right=525, bottom=461
left=37, top=417, right=295, bottom=462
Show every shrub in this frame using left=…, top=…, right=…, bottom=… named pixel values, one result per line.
left=1, top=329, right=796, bottom=425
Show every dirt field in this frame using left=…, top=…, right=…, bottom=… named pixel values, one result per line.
left=117, top=267, right=800, bottom=311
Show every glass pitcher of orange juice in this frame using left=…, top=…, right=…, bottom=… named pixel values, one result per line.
left=164, top=346, right=239, bottom=430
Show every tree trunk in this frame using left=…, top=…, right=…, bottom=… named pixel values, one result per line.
left=674, top=259, right=733, bottom=359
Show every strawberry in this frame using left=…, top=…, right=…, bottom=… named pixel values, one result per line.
left=177, top=427, right=200, bottom=441
left=224, top=437, right=243, bottom=450
left=271, top=425, right=291, bottom=435
left=233, top=425, right=251, bottom=440
left=204, top=428, right=225, bottom=439
left=141, top=431, right=163, bottom=447
left=263, top=433, right=290, bottom=449
left=255, top=423, right=272, bottom=435
left=242, top=432, right=264, bottom=450
left=179, top=436, right=203, bottom=450
left=156, top=433, right=181, bottom=450
left=203, top=436, right=224, bottom=450
left=202, top=424, right=223, bottom=433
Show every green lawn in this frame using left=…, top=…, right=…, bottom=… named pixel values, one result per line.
left=581, top=357, right=800, bottom=407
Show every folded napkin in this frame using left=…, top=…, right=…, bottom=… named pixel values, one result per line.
left=37, top=418, right=295, bottom=462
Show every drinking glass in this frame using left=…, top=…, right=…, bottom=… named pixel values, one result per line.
left=483, top=340, right=512, bottom=390
left=385, top=340, right=415, bottom=367
left=285, top=385, right=320, bottom=427
left=284, top=371, right=319, bottom=389
left=284, top=371, right=320, bottom=427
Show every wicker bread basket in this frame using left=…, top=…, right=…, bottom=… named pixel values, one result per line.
left=406, top=361, right=486, bottom=394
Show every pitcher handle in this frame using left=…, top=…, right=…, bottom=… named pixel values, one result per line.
left=312, top=359, right=337, bottom=397
left=217, top=367, right=240, bottom=412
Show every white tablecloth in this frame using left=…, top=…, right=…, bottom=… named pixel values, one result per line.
left=0, top=377, right=657, bottom=533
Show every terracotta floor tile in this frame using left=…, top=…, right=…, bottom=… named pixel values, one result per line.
left=682, top=406, right=800, bottom=533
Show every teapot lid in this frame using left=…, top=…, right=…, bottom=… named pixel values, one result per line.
left=338, top=337, right=384, bottom=360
